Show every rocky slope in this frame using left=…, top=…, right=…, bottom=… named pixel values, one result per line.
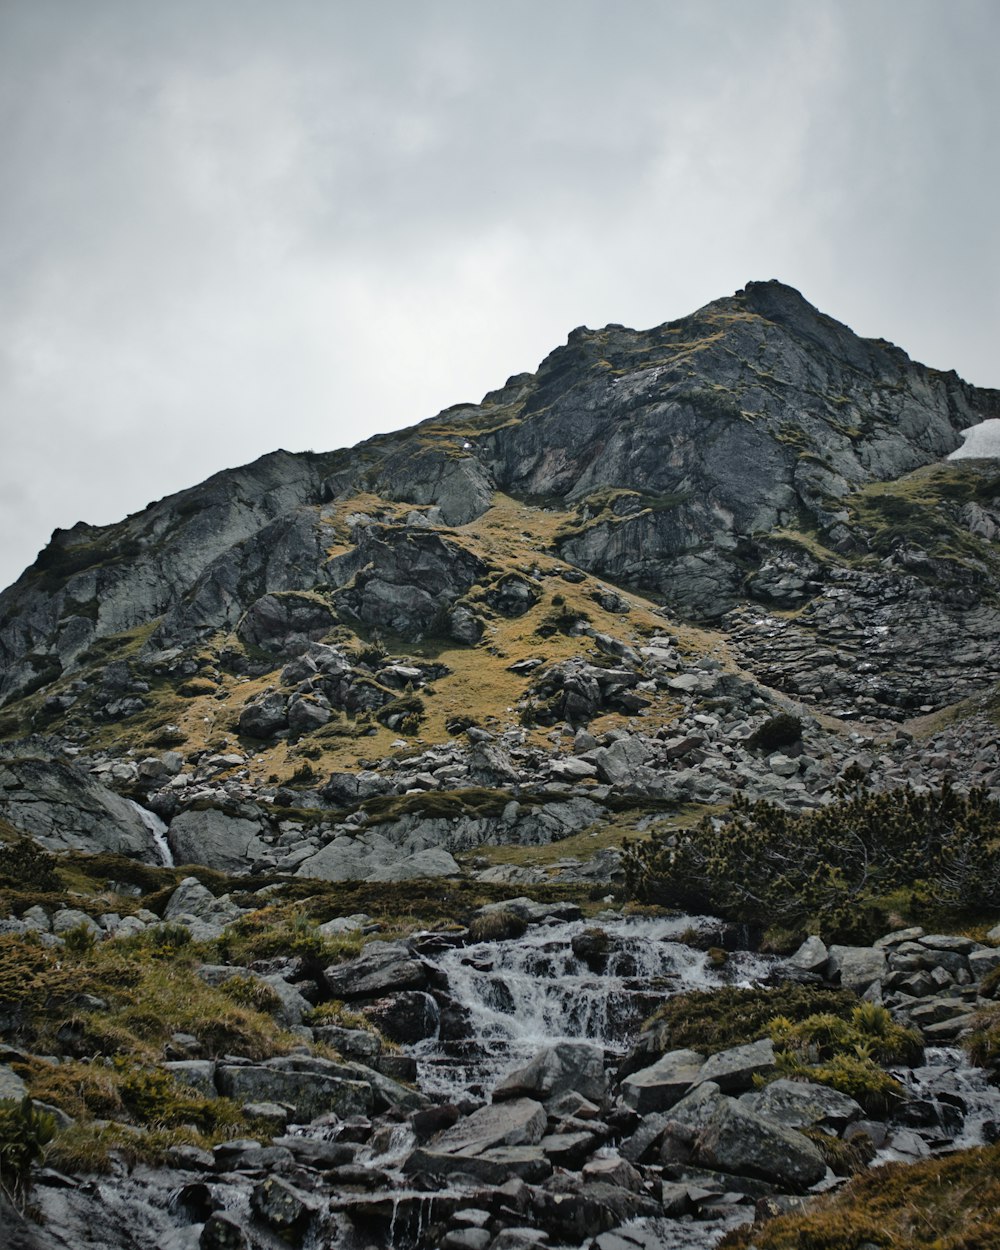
left=2, top=280, right=1000, bottom=1248
left=0, top=280, right=998, bottom=881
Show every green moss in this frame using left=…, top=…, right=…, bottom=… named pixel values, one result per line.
left=642, top=984, right=860, bottom=1056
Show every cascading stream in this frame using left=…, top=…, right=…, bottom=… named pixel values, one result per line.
left=128, top=800, right=174, bottom=867
left=412, top=914, right=777, bottom=1098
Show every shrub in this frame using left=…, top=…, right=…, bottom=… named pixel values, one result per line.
left=467, top=909, right=529, bottom=943
left=624, top=778, right=1000, bottom=939
left=745, top=712, right=802, bottom=752
left=218, top=975, right=283, bottom=1016
left=764, top=1004, right=920, bottom=1116
left=0, top=838, right=61, bottom=893
left=0, top=1098, right=57, bottom=1198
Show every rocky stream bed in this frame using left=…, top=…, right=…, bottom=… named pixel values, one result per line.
left=5, top=899, right=1000, bottom=1250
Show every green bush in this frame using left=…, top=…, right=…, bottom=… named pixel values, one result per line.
left=624, top=777, right=1000, bottom=939
left=0, top=838, right=61, bottom=893
left=763, top=1003, right=921, bottom=1116
left=0, top=1097, right=57, bottom=1198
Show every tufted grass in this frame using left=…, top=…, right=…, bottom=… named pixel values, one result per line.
left=718, top=1142, right=1000, bottom=1249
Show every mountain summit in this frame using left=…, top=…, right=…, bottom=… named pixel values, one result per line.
left=2, top=280, right=998, bottom=702
left=0, top=279, right=998, bottom=870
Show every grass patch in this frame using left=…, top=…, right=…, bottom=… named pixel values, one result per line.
left=718, top=1141, right=1000, bottom=1249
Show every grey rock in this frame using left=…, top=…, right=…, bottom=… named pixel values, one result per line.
left=164, top=877, right=241, bottom=925
left=493, top=1041, right=607, bottom=1105
left=323, top=941, right=428, bottom=999
left=740, top=1078, right=863, bottom=1131
left=619, top=1049, right=706, bottom=1114
left=787, top=935, right=829, bottom=974
left=694, top=1098, right=826, bottom=1191
left=969, top=948, right=1000, bottom=979
left=0, top=751, right=161, bottom=858
left=163, top=1060, right=217, bottom=1098
left=826, top=944, right=888, bottom=992
left=697, top=1039, right=776, bottom=1093
left=167, top=808, right=270, bottom=874
left=0, top=1064, right=29, bottom=1100
left=51, top=908, right=102, bottom=937
left=216, top=1063, right=373, bottom=1120
left=419, top=1097, right=548, bottom=1156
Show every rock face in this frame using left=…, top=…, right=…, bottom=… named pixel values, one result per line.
left=0, top=746, right=161, bottom=857
left=2, top=280, right=998, bottom=712
left=0, top=280, right=999, bottom=887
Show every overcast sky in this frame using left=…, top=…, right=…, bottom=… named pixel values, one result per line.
left=2, top=0, right=998, bottom=592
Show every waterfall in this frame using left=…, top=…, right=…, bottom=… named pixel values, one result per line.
left=128, top=800, right=174, bottom=867
left=413, top=914, right=777, bottom=1098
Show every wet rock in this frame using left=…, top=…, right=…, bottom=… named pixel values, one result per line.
left=250, top=1175, right=318, bottom=1239
left=619, top=1049, right=706, bottom=1114
left=528, top=1178, right=660, bottom=1241
left=361, top=991, right=440, bottom=1043
left=493, top=1042, right=607, bottom=1105
left=200, top=1212, right=248, bottom=1250
left=270, top=1136, right=356, bottom=1168
left=211, top=1139, right=295, bottom=1172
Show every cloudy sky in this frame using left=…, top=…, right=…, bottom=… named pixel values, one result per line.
left=1, top=0, right=998, bottom=591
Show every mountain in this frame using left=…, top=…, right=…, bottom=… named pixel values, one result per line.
left=1, top=278, right=999, bottom=876
left=2, top=281, right=1000, bottom=1250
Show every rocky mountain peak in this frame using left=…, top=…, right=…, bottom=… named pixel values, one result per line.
left=0, top=280, right=998, bottom=807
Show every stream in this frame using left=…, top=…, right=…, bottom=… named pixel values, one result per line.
left=23, top=914, right=1000, bottom=1250
left=411, top=914, right=776, bottom=1099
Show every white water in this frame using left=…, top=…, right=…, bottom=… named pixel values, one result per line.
left=128, top=800, right=174, bottom=867
left=881, top=1046, right=1000, bottom=1161
left=413, top=914, right=777, bottom=1098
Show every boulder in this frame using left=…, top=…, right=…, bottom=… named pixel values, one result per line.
left=694, top=1099, right=826, bottom=1191
left=0, top=751, right=162, bottom=858
left=826, top=944, right=887, bottom=992
left=167, top=809, right=270, bottom=874
left=215, top=1062, right=372, bottom=1120
left=322, top=941, right=428, bottom=999
left=429, top=1097, right=547, bottom=1153
left=494, top=1042, right=607, bottom=1105
left=696, top=1039, right=776, bottom=1093
left=164, top=878, right=242, bottom=926
left=619, top=1049, right=705, bottom=1114
left=786, top=935, right=829, bottom=974
left=740, top=1078, right=863, bottom=1131
left=360, top=992, right=440, bottom=1044
left=237, top=692, right=289, bottom=738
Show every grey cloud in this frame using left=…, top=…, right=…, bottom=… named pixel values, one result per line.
left=1, top=0, right=998, bottom=590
